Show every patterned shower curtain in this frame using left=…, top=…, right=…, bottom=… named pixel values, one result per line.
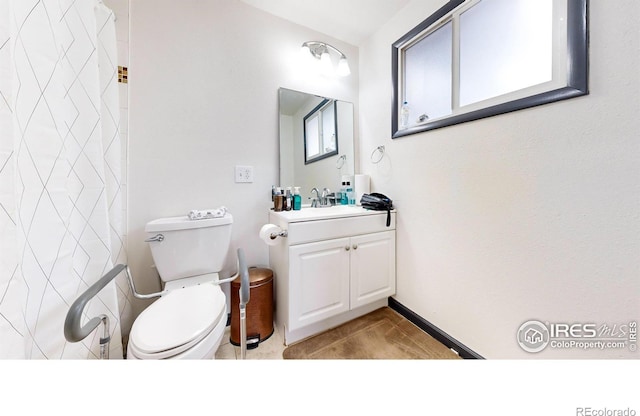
left=0, top=0, right=131, bottom=359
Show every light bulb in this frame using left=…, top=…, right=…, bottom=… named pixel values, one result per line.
left=320, top=51, right=333, bottom=76
left=300, top=44, right=311, bottom=59
left=337, top=57, right=351, bottom=77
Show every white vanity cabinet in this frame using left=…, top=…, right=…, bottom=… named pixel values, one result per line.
left=268, top=207, right=396, bottom=345
left=289, top=237, right=351, bottom=329
left=349, top=230, right=396, bottom=308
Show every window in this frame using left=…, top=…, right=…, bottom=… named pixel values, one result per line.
left=304, top=99, right=338, bottom=164
left=392, top=0, right=588, bottom=138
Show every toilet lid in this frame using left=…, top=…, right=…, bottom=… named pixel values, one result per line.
left=129, top=283, right=225, bottom=357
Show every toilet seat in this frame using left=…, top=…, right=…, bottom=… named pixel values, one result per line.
left=128, top=283, right=226, bottom=359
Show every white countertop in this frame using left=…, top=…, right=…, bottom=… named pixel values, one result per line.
left=269, top=205, right=395, bottom=223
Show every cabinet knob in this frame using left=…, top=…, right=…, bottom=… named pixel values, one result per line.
left=345, top=246, right=350, bottom=251
left=352, top=244, right=358, bottom=250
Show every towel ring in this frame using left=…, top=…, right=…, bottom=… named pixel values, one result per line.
left=336, top=154, right=346, bottom=169
left=371, top=145, right=385, bottom=164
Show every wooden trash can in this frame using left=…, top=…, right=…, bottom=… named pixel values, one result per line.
left=230, top=267, right=274, bottom=348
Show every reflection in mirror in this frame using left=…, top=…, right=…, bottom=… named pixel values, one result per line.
left=304, top=99, right=338, bottom=164
left=279, top=88, right=354, bottom=201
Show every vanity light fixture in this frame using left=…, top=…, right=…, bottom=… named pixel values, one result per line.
left=301, top=41, right=351, bottom=77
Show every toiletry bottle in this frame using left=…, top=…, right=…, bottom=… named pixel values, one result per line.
left=293, top=187, right=302, bottom=210
left=285, top=187, right=292, bottom=211
left=400, top=101, right=410, bottom=130
left=346, top=181, right=355, bottom=206
left=274, top=189, right=283, bottom=212
left=283, top=188, right=288, bottom=211
left=340, top=181, right=348, bottom=205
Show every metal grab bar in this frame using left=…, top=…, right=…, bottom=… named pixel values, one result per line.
left=64, top=254, right=251, bottom=359
left=125, top=265, right=168, bottom=299
left=64, top=264, right=127, bottom=359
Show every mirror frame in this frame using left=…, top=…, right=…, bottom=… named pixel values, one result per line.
left=391, top=0, right=589, bottom=138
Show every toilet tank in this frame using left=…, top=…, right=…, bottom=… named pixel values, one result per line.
left=145, top=214, right=233, bottom=282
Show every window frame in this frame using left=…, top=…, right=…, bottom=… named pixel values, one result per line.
left=303, top=99, right=339, bottom=164
left=391, top=0, right=588, bottom=138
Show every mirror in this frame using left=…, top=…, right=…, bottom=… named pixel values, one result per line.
left=278, top=88, right=354, bottom=200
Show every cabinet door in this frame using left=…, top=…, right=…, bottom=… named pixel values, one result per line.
left=289, top=238, right=350, bottom=331
left=350, top=230, right=396, bottom=309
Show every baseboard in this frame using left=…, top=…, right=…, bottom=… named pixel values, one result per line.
left=388, top=297, right=484, bottom=359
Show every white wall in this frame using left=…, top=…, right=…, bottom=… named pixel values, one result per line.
left=128, top=0, right=358, bottom=315
left=360, top=0, right=640, bottom=358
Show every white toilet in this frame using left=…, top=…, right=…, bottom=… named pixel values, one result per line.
left=127, top=213, right=233, bottom=359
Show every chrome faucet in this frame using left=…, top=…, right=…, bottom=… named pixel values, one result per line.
left=310, top=187, right=320, bottom=207
left=321, top=188, right=334, bottom=206
left=309, top=187, right=336, bottom=207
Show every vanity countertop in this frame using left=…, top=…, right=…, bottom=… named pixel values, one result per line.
left=270, top=205, right=395, bottom=223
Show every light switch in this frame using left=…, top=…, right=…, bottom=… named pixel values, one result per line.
left=235, top=165, right=254, bottom=183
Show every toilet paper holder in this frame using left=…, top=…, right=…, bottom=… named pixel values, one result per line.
left=270, top=229, right=288, bottom=240
left=260, top=224, right=288, bottom=245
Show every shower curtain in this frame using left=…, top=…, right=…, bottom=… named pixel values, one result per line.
left=0, top=0, right=131, bottom=358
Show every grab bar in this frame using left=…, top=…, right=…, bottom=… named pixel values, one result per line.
left=125, top=265, right=168, bottom=299
left=65, top=257, right=251, bottom=359
left=64, top=264, right=127, bottom=359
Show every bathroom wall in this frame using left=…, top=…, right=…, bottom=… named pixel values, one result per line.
left=359, top=0, right=640, bottom=358
left=128, top=0, right=359, bottom=315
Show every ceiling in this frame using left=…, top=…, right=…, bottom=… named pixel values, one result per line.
left=238, top=0, right=411, bottom=46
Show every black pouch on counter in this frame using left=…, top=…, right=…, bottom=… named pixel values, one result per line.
left=360, top=193, right=393, bottom=226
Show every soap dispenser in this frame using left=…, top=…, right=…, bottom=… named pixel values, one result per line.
left=293, top=187, right=302, bottom=210
left=346, top=181, right=355, bottom=206
left=284, top=187, right=292, bottom=211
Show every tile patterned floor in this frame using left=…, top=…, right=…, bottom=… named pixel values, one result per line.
left=215, top=308, right=457, bottom=360
left=281, top=307, right=460, bottom=359
left=215, top=322, right=286, bottom=359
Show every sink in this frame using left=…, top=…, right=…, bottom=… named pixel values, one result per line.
left=270, top=205, right=378, bottom=222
